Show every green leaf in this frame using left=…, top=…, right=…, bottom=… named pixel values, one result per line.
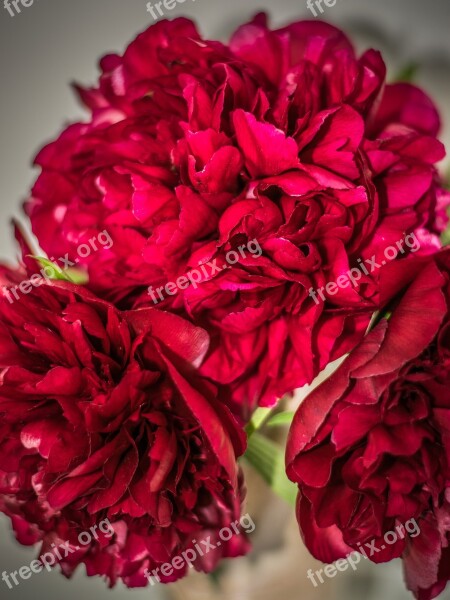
left=28, top=256, right=73, bottom=282
left=266, top=411, right=295, bottom=427
left=367, top=308, right=393, bottom=332
left=245, top=407, right=272, bottom=437
left=393, top=62, right=419, bottom=83
left=243, top=432, right=297, bottom=506
left=27, top=256, right=89, bottom=285
left=64, top=268, right=89, bottom=285
left=208, top=564, right=225, bottom=587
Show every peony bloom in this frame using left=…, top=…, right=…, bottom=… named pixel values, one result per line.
left=286, top=248, right=450, bottom=599
left=0, top=276, right=249, bottom=587
left=25, top=14, right=450, bottom=416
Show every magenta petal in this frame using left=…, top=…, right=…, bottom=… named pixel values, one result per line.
left=125, top=308, right=210, bottom=369
left=233, top=110, right=299, bottom=177
left=297, top=495, right=353, bottom=563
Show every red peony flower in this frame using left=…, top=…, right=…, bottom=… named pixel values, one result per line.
left=0, top=275, right=249, bottom=587
left=25, top=14, right=450, bottom=416
left=286, top=248, right=450, bottom=599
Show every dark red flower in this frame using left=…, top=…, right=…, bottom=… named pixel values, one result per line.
left=286, top=248, right=450, bottom=599
left=0, top=276, right=249, bottom=587
left=25, top=15, right=449, bottom=417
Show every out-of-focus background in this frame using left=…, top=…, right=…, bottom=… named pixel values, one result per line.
left=0, top=1, right=449, bottom=599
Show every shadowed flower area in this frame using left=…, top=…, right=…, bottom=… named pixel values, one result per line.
left=287, top=247, right=450, bottom=600
left=0, top=259, right=249, bottom=587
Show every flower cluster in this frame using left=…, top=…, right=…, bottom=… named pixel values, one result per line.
left=25, top=14, right=448, bottom=417
left=287, top=249, right=450, bottom=598
left=0, top=266, right=249, bottom=585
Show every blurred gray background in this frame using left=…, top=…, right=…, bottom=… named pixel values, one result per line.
left=1, top=1, right=450, bottom=599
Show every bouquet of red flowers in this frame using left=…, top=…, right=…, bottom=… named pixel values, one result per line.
left=1, top=13, right=449, bottom=599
